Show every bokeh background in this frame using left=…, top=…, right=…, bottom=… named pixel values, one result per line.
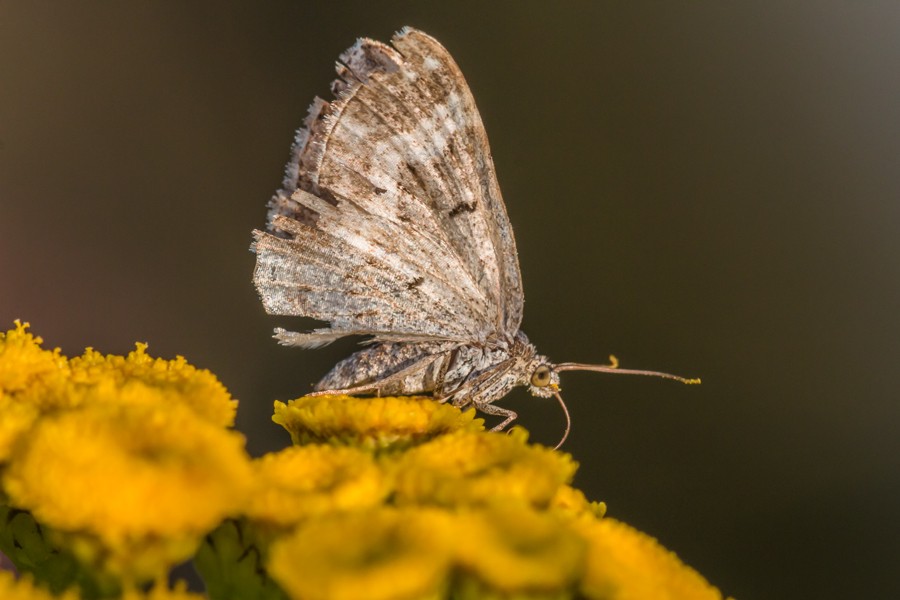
left=2, top=2, right=898, bottom=597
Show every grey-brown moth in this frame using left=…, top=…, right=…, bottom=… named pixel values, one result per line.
left=251, top=27, right=697, bottom=446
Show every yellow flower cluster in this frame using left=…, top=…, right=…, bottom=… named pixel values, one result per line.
left=249, top=394, right=726, bottom=600
left=0, top=323, right=252, bottom=591
left=0, top=323, right=728, bottom=600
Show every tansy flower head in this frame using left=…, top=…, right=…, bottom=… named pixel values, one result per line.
left=454, top=504, right=586, bottom=596
left=64, top=344, right=237, bottom=427
left=2, top=403, right=253, bottom=581
left=390, top=428, right=578, bottom=509
left=273, top=395, right=483, bottom=450
left=574, top=517, right=726, bottom=600
left=267, top=507, right=454, bottom=600
left=0, top=323, right=237, bottom=444
left=246, top=444, right=390, bottom=528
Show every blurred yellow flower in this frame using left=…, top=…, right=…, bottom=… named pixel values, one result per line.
left=2, top=403, right=253, bottom=580
left=273, top=395, right=483, bottom=449
left=549, top=485, right=607, bottom=520
left=247, top=444, right=390, bottom=527
left=66, top=344, right=237, bottom=427
left=0, top=393, right=39, bottom=463
left=455, top=504, right=586, bottom=595
left=0, top=323, right=239, bottom=466
left=268, top=507, right=454, bottom=600
left=390, top=428, right=578, bottom=508
left=575, top=517, right=726, bottom=600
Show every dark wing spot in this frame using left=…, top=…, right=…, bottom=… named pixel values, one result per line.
left=374, top=186, right=387, bottom=195
left=406, top=276, right=424, bottom=290
left=449, top=201, right=477, bottom=218
left=316, top=187, right=339, bottom=206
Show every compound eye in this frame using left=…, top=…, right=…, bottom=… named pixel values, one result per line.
left=531, top=365, right=552, bottom=387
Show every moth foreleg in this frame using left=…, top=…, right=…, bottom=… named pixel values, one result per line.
left=477, top=402, right=518, bottom=432
left=432, top=347, right=459, bottom=399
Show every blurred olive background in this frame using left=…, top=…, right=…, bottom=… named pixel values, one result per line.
left=2, top=2, right=899, bottom=597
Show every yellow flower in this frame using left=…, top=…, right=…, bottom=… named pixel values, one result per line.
left=0, top=571, right=80, bottom=600
left=0, top=322, right=68, bottom=395
left=0, top=325, right=729, bottom=598
left=390, top=428, right=578, bottom=508
left=0, top=323, right=237, bottom=458
left=575, top=517, right=726, bottom=600
left=2, top=403, right=253, bottom=581
left=0, top=393, right=40, bottom=463
left=64, top=343, right=237, bottom=427
left=273, top=395, right=483, bottom=449
left=267, top=507, right=454, bottom=600
left=247, top=444, right=390, bottom=527
left=454, top=504, right=586, bottom=595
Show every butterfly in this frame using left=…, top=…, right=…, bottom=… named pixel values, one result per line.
left=251, top=27, right=698, bottom=447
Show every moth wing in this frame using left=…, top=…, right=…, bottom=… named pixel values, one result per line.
left=253, top=27, right=524, bottom=347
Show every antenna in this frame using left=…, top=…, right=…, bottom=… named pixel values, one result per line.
left=550, top=356, right=700, bottom=448
left=555, top=355, right=701, bottom=385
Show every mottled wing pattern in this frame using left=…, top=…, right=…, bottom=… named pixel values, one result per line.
left=252, top=27, right=524, bottom=348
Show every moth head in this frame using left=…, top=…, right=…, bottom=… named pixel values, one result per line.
left=526, top=361, right=560, bottom=398
left=522, top=357, right=570, bottom=450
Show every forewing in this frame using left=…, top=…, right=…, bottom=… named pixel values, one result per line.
left=253, top=199, right=489, bottom=344
left=254, top=27, right=524, bottom=347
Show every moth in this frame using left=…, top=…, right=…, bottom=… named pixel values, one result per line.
left=252, top=27, right=697, bottom=446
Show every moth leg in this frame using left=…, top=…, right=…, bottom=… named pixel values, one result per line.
left=432, top=348, right=459, bottom=402
left=432, top=392, right=452, bottom=405
left=305, top=381, right=382, bottom=397
left=308, top=354, right=440, bottom=398
left=477, top=402, right=518, bottom=432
